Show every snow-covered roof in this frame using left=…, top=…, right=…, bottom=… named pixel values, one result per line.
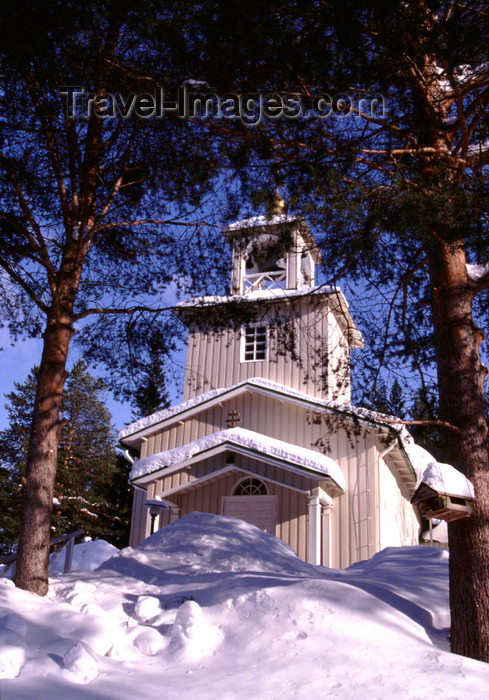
left=120, top=379, right=474, bottom=503
left=130, top=426, right=345, bottom=490
left=223, top=213, right=323, bottom=264
left=176, top=285, right=331, bottom=307
left=404, top=441, right=475, bottom=500
left=174, top=286, right=363, bottom=347
left=226, top=214, right=301, bottom=230
left=119, top=377, right=395, bottom=444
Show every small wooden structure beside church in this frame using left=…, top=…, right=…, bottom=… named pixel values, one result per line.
left=120, top=213, right=473, bottom=567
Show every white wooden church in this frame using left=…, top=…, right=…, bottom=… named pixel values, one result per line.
left=120, top=213, right=475, bottom=568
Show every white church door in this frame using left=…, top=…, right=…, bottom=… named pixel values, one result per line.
left=222, top=478, right=277, bottom=534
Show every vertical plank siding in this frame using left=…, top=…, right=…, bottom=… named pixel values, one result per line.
left=132, top=407, right=400, bottom=567
left=182, top=297, right=352, bottom=403
left=129, top=293, right=415, bottom=567
left=378, top=455, right=420, bottom=549
left=126, top=229, right=418, bottom=568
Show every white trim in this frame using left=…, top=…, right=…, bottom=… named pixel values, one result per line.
left=157, top=463, right=311, bottom=499
left=151, top=466, right=236, bottom=499
left=232, top=467, right=310, bottom=495
left=144, top=502, right=152, bottom=539
left=232, top=476, right=269, bottom=495
left=243, top=270, right=287, bottom=294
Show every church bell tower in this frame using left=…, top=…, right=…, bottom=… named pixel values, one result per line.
left=226, top=214, right=320, bottom=296
left=176, top=213, right=363, bottom=402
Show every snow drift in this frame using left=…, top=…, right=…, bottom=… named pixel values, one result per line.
left=1, top=512, right=489, bottom=699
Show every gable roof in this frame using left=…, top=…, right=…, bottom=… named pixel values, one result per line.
left=120, top=378, right=475, bottom=503
left=130, top=426, right=345, bottom=491
left=119, top=377, right=399, bottom=447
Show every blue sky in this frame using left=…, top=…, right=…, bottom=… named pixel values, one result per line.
left=0, top=323, right=188, bottom=435
left=0, top=328, right=134, bottom=434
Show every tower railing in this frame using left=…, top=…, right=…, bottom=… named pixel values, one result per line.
left=244, top=270, right=286, bottom=293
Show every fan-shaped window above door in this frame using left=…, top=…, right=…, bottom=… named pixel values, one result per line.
left=232, top=477, right=268, bottom=496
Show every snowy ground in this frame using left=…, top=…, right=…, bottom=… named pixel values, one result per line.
left=1, top=512, right=489, bottom=699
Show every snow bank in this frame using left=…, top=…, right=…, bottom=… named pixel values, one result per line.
left=100, top=512, right=320, bottom=579
left=2, top=513, right=489, bottom=699
left=49, top=539, right=119, bottom=575
left=63, top=642, right=99, bottom=684
left=0, top=628, right=26, bottom=679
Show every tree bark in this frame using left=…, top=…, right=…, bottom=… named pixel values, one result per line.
left=428, top=238, right=489, bottom=661
left=14, top=311, right=74, bottom=595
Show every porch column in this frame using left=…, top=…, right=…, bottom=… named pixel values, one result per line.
left=321, top=502, right=334, bottom=568
left=307, top=495, right=322, bottom=565
left=144, top=505, right=153, bottom=538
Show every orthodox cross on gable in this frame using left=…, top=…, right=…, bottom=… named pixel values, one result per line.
left=226, top=409, right=242, bottom=428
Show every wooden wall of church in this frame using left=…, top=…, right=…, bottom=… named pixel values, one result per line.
left=182, top=297, right=352, bottom=403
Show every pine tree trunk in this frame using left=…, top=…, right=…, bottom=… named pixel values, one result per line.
left=14, top=312, right=74, bottom=595
left=428, top=239, right=489, bottom=661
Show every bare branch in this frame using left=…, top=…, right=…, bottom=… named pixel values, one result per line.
left=93, top=218, right=221, bottom=232
left=375, top=415, right=463, bottom=435
left=0, top=166, right=58, bottom=295
left=25, top=75, right=71, bottom=232
left=73, top=303, right=176, bottom=322
left=89, top=126, right=139, bottom=235
left=0, top=257, right=48, bottom=313
left=401, top=257, right=430, bottom=396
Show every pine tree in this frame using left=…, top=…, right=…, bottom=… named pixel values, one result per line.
left=388, top=380, right=406, bottom=421
left=409, top=388, right=443, bottom=462
left=0, top=0, right=219, bottom=594
left=131, top=330, right=171, bottom=419
left=362, top=378, right=407, bottom=419
left=362, top=379, right=390, bottom=415
left=0, top=371, right=37, bottom=555
left=0, top=362, right=132, bottom=553
left=175, top=0, right=489, bottom=661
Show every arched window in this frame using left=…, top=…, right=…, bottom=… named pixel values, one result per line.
left=232, top=477, right=268, bottom=496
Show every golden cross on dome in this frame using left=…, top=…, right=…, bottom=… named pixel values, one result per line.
left=226, top=409, right=242, bottom=429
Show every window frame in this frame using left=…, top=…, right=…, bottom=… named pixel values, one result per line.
left=232, top=477, right=269, bottom=496
left=241, top=324, right=268, bottom=363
